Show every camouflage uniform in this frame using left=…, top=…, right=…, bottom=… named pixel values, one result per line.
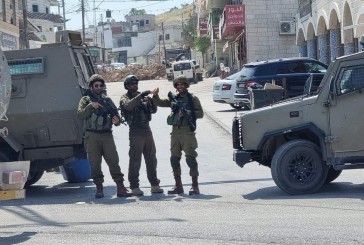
left=77, top=94, right=124, bottom=185
left=120, top=91, right=161, bottom=191
left=153, top=91, right=203, bottom=186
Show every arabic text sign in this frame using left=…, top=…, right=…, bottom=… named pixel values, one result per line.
left=225, top=5, right=245, bottom=28
left=199, top=18, right=208, bottom=35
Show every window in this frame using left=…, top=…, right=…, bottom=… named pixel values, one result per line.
left=2, top=0, right=6, bottom=22
left=303, top=61, right=327, bottom=73
left=11, top=0, right=15, bottom=25
left=277, top=62, right=303, bottom=74
left=337, top=66, right=364, bottom=95
left=159, top=35, right=163, bottom=41
left=8, top=58, right=45, bottom=75
left=32, top=4, right=38, bottom=12
left=113, top=37, right=132, bottom=47
left=165, top=34, right=170, bottom=40
left=139, top=20, right=144, bottom=27
left=174, top=63, right=192, bottom=71
left=46, top=7, right=49, bottom=13
left=37, top=26, right=42, bottom=31
left=146, top=20, right=149, bottom=24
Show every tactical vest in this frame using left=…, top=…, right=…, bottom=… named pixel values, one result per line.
left=85, top=97, right=113, bottom=132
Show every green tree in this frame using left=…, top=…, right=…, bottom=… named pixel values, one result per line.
left=194, top=36, right=211, bottom=67
left=182, top=15, right=196, bottom=51
left=128, top=8, right=146, bottom=16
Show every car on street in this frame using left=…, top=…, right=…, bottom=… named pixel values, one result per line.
left=234, top=57, right=328, bottom=108
left=212, top=71, right=246, bottom=110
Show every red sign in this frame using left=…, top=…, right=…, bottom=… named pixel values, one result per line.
left=199, top=18, right=208, bottom=36
left=112, top=26, right=122, bottom=34
left=225, top=5, right=245, bottom=28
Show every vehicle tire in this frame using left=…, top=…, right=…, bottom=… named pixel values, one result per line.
left=271, top=140, right=328, bottom=195
left=229, top=104, right=243, bottom=110
left=25, top=170, right=44, bottom=187
left=325, top=167, right=342, bottom=183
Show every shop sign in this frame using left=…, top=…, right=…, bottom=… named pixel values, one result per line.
left=199, top=18, right=208, bottom=36
left=1, top=32, right=17, bottom=50
left=225, top=5, right=245, bottom=28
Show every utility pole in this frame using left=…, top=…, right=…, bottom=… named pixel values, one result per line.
left=81, top=0, right=85, bottom=41
left=161, top=22, right=167, bottom=63
left=62, top=0, right=66, bottom=30
left=22, top=0, right=29, bottom=48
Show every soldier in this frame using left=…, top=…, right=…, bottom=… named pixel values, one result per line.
left=119, top=75, right=163, bottom=196
left=152, top=75, right=204, bottom=195
left=77, top=74, right=132, bottom=199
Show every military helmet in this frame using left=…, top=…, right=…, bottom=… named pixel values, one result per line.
left=124, top=75, right=139, bottom=89
left=88, top=74, right=105, bottom=87
left=173, top=75, right=189, bottom=88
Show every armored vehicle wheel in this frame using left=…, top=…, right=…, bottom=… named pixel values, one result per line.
left=229, top=104, right=243, bottom=110
left=271, top=140, right=328, bottom=195
left=325, top=167, right=342, bottom=183
left=25, top=170, right=44, bottom=187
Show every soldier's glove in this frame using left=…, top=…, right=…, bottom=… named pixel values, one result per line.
left=141, top=90, right=151, bottom=97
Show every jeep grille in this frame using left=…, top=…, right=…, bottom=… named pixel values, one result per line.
left=232, top=117, right=243, bottom=149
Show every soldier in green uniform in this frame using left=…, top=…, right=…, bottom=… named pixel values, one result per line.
left=152, top=75, right=204, bottom=195
left=77, top=74, right=132, bottom=199
left=120, top=75, right=163, bottom=196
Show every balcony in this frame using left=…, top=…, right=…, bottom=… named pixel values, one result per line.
left=221, top=5, right=245, bottom=38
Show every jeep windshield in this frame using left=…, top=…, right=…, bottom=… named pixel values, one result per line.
left=174, top=63, right=192, bottom=71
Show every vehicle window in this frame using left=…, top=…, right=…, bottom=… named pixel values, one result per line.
left=239, top=66, right=258, bottom=78
left=303, top=61, right=327, bottom=73
left=174, top=63, right=192, bottom=71
left=226, top=72, right=241, bottom=80
left=253, top=64, right=278, bottom=76
left=337, top=66, right=364, bottom=95
left=276, top=62, right=303, bottom=74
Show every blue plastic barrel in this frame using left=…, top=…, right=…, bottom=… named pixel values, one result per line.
left=61, top=158, right=91, bottom=183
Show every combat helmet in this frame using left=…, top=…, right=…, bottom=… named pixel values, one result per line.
left=173, top=75, right=189, bottom=88
left=124, top=75, right=139, bottom=89
left=88, top=74, right=105, bottom=87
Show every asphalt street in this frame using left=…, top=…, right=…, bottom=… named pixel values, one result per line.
left=0, top=77, right=364, bottom=244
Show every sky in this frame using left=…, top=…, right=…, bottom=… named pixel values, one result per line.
left=54, top=0, right=193, bottom=30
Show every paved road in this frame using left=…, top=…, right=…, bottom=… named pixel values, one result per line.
left=1, top=78, right=364, bottom=244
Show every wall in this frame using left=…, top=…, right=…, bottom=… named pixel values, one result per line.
left=245, top=0, right=298, bottom=62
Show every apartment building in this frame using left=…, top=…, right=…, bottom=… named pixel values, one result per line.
left=0, top=0, right=19, bottom=50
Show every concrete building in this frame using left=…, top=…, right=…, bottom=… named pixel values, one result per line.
left=197, top=0, right=299, bottom=71
left=0, top=0, right=20, bottom=50
left=26, top=0, right=63, bottom=47
left=297, top=0, right=364, bottom=65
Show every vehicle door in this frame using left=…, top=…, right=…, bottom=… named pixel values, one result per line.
left=173, top=62, right=193, bottom=79
left=328, top=62, right=364, bottom=158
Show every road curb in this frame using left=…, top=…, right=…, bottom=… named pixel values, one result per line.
left=204, top=111, right=232, bottom=135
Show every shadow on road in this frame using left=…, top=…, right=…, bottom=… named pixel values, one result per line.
left=243, top=181, right=364, bottom=201
left=0, top=232, right=37, bottom=244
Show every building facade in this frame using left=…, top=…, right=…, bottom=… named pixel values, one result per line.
left=198, top=0, right=299, bottom=72
left=0, top=0, right=19, bottom=50
left=297, top=0, right=364, bottom=65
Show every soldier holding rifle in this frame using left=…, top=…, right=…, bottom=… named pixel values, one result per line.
left=152, top=75, right=204, bottom=195
left=77, top=74, right=132, bottom=199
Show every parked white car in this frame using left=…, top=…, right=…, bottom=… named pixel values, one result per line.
left=212, top=71, right=246, bottom=110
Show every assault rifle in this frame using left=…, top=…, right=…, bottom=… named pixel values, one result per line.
left=86, top=90, right=126, bottom=125
left=167, top=91, right=196, bottom=132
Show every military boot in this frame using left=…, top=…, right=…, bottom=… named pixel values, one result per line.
left=167, top=176, right=184, bottom=194
left=95, top=183, right=104, bottom=199
left=189, top=176, right=200, bottom=195
left=116, top=181, right=133, bottom=197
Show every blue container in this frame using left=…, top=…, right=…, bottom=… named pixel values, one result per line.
left=61, top=158, right=91, bottom=183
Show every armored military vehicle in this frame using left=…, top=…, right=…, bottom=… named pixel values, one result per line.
left=0, top=31, right=95, bottom=186
left=232, top=51, right=364, bottom=195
